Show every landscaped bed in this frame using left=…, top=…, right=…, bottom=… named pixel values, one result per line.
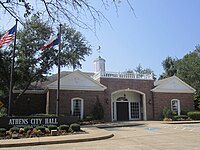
left=0, top=123, right=86, bottom=140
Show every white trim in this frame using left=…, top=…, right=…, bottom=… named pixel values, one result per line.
left=171, top=99, right=180, bottom=115
left=151, top=89, right=195, bottom=93
left=47, top=70, right=107, bottom=91
left=129, top=102, right=141, bottom=120
left=111, top=89, right=147, bottom=121
left=71, top=98, right=84, bottom=119
left=152, top=76, right=196, bottom=93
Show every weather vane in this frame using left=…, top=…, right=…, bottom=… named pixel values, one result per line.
left=97, top=46, right=101, bottom=55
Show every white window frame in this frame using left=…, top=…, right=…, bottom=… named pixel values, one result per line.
left=171, top=99, right=180, bottom=115
left=129, top=102, right=141, bottom=120
left=71, top=98, right=84, bottom=119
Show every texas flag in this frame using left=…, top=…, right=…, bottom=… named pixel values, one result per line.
left=0, top=25, right=17, bottom=47
left=41, top=33, right=60, bottom=50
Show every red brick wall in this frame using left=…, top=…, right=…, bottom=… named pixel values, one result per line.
left=99, top=78, right=155, bottom=120
left=47, top=89, right=106, bottom=119
left=13, top=93, right=46, bottom=116
left=153, top=92, right=194, bottom=120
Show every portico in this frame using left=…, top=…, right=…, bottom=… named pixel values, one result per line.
left=111, top=89, right=147, bottom=121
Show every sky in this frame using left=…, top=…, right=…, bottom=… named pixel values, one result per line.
left=1, top=0, right=200, bottom=78
left=79, top=0, right=200, bottom=78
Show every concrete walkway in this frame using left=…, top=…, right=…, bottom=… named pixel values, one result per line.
left=1, top=120, right=200, bottom=148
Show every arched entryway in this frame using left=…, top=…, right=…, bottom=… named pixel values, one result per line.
left=111, top=89, right=146, bottom=121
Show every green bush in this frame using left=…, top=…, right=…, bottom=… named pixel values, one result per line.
left=10, top=127, right=19, bottom=133
left=48, top=125, right=57, bottom=131
left=31, top=113, right=56, bottom=117
left=173, top=115, right=188, bottom=121
left=24, top=126, right=33, bottom=133
left=59, top=125, right=69, bottom=131
left=69, top=123, right=80, bottom=132
left=0, top=128, right=7, bottom=133
left=187, top=111, right=200, bottom=120
left=35, top=126, right=46, bottom=133
left=84, top=116, right=93, bottom=121
left=0, top=107, right=7, bottom=117
left=162, top=107, right=174, bottom=119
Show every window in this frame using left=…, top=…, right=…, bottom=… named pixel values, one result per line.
left=71, top=98, right=83, bottom=119
left=130, top=102, right=140, bottom=119
left=171, top=99, right=180, bottom=115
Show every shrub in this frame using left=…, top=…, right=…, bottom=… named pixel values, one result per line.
left=48, top=125, right=57, bottom=131
left=59, top=125, right=69, bottom=131
left=162, top=107, right=174, bottom=119
left=35, top=126, right=46, bottom=133
left=10, top=127, right=19, bottom=133
left=31, top=113, right=56, bottom=117
left=19, top=128, right=24, bottom=134
left=187, top=111, right=200, bottom=120
left=24, top=126, right=33, bottom=133
left=0, top=128, right=7, bottom=134
left=69, top=123, right=80, bottom=132
left=84, top=116, right=93, bottom=121
left=173, top=115, right=188, bottom=121
left=0, top=107, right=7, bottom=117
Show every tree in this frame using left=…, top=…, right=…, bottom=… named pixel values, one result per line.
left=159, top=56, right=177, bottom=79
left=0, top=0, right=135, bottom=29
left=0, top=14, right=91, bottom=101
left=127, top=64, right=155, bottom=79
left=176, top=51, right=200, bottom=95
left=159, top=46, right=200, bottom=110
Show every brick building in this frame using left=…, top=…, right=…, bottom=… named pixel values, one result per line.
left=13, top=56, right=195, bottom=121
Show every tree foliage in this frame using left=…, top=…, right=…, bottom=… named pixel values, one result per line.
left=176, top=48, right=200, bottom=95
left=160, top=46, right=200, bottom=109
left=127, top=64, right=155, bottom=79
left=0, top=0, right=134, bottom=29
left=159, top=56, right=177, bottom=79
left=0, top=14, right=91, bottom=101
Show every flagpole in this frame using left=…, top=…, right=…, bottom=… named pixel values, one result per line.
left=8, top=19, right=18, bottom=116
left=56, top=24, right=62, bottom=116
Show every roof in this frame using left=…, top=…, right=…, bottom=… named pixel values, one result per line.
left=152, top=76, right=196, bottom=93
left=31, top=71, right=95, bottom=89
left=47, top=70, right=106, bottom=91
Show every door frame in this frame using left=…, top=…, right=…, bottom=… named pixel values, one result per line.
left=111, top=89, right=146, bottom=121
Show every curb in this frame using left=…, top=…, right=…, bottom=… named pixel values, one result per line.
left=94, top=123, right=145, bottom=129
left=162, top=121, right=200, bottom=124
left=0, top=133, right=114, bottom=148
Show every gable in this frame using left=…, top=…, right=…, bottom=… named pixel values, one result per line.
left=152, top=76, right=195, bottom=93
left=47, top=70, right=107, bottom=91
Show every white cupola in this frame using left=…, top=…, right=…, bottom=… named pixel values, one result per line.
left=93, top=56, right=105, bottom=75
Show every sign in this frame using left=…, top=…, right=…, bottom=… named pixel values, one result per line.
left=8, top=118, right=58, bottom=126
left=0, top=116, right=78, bottom=129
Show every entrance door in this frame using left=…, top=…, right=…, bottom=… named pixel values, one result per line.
left=116, top=102, right=129, bottom=121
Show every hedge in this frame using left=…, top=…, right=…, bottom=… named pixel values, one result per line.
left=0, top=128, right=7, bottom=133
left=187, top=111, right=200, bottom=120
left=173, top=115, right=188, bottom=121
left=59, top=125, right=69, bottom=131
left=69, top=123, right=80, bottom=132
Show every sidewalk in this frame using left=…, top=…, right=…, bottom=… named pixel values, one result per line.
left=0, top=127, right=114, bottom=148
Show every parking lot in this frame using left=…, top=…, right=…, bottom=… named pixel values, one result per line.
left=1, top=121, right=200, bottom=150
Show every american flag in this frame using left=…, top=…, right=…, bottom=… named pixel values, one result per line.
left=0, top=25, right=17, bottom=47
